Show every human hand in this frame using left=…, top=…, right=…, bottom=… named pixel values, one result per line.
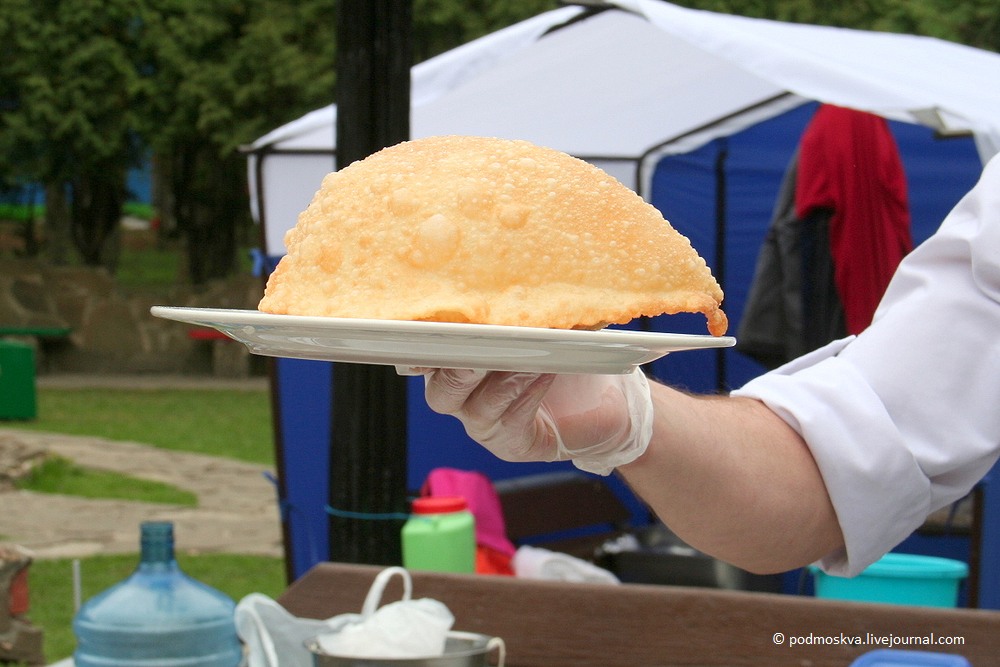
left=421, top=368, right=654, bottom=475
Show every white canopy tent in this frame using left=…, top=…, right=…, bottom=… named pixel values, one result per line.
left=247, top=0, right=1000, bottom=256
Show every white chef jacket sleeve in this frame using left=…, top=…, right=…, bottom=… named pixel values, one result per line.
left=732, top=154, right=1000, bottom=577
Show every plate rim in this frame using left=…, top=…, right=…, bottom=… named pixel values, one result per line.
left=150, top=305, right=736, bottom=349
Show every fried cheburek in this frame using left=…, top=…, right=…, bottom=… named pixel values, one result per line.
left=259, top=135, right=728, bottom=336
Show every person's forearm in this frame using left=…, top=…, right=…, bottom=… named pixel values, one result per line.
left=618, top=382, right=844, bottom=574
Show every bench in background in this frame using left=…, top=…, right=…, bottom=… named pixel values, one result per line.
left=493, top=471, right=633, bottom=561
left=187, top=327, right=251, bottom=378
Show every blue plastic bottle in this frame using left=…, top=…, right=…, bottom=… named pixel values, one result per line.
left=73, top=522, right=242, bottom=667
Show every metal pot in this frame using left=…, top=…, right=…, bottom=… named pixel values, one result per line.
left=307, top=630, right=504, bottom=667
left=597, top=524, right=783, bottom=592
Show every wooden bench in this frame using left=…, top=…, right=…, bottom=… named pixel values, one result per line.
left=0, top=326, right=72, bottom=340
left=0, top=325, right=72, bottom=365
left=279, top=562, right=999, bottom=666
left=493, top=471, right=633, bottom=561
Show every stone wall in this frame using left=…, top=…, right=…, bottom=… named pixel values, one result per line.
left=1, top=259, right=265, bottom=376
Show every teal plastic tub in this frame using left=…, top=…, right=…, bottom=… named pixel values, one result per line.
left=812, top=553, right=968, bottom=608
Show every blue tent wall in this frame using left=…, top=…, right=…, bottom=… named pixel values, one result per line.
left=273, top=102, right=984, bottom=582
left=273, top=356, right=599, bottom=579
left=272, top=358, right=333, bottom=578
left=647, top=102, right=981, bottom=393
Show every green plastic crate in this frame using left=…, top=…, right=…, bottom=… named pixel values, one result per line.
left=0, top=340, right=37, bottom=420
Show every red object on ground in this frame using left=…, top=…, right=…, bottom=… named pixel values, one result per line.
left=9, top=567, right=30, bottom=616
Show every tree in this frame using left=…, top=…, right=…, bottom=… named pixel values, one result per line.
left=1, top=0, right=340, bottom=283
left=412, top=0, right=559, bottom=62
left=0, top=0, right=143, bottom=270
left=134, top=0, right=337, bottom=285
left=3, top=0, right=994, bottom=282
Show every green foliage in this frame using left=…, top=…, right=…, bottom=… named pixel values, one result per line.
left=134, top=0, right=337, bottom=157
left=2, top=0, right=997, bottom=278
left=11, top=387, right=274, bottom=465
left=128, top=0, right=341, bottom=283
left=0, top=0, right=144, bottom=268
left=17, top=455, right=198, bottom=506
left=0, top=0, right=142, bottom=182
left=413, top=0, right=560, bottom=61
left=29, top=553, right=286, bottom=663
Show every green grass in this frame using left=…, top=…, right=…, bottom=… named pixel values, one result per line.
left=12, top=387, right=274, bottom=464
left=0, top=201, right=154, bottom=223
left=122, top=202, right=155, bottom=220
left=0, top=202, right=40, bottom=223
left=29, top=553, right=287, bottom=663
left=6, top=385, right=283, bottom=663
left=116, top=243, right=186, bottom=291
left=17, top=455, right=197, bottom=506
left=1, top=202, right=254, bottom=293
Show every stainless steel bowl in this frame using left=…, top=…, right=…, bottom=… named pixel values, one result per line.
left=307, top=631, right=504, bottom=667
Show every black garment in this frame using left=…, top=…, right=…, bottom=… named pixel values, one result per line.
left=736, top=153, right=846, bottom=370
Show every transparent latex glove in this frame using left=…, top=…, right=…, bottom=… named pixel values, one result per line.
left=422, top=368, right=654, bottom=476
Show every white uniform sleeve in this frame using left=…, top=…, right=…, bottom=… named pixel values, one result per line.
left=732, top=155, right=1000, bottom=576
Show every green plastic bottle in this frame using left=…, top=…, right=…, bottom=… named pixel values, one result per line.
left=401, top=496, right=476, bottom=573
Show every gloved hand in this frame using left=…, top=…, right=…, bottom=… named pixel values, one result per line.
left=422, top=368, right=654, bottom=475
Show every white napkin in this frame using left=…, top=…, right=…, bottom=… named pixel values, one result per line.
left=315, top=596, right=454, bottom=659
left=236, top=567, right=454, bottom=666
left=236, top=593, right=356, bottom=667
left=512, top=545, right=620, bottom=584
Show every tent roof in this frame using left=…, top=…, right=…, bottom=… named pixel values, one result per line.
left=250, top=1, right=1000, bottom=162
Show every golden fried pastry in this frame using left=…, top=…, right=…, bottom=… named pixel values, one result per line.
left=259, top=135, right=728, bottom=336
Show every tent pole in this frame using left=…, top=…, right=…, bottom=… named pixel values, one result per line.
left=328, top=0, right=413, bottom=566
left=714, top=140, right=729, bottom=392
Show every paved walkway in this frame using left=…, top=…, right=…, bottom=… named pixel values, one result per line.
left=0, top=374, right=283, bottom=559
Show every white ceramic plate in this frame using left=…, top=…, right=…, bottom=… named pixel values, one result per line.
left=151, top=306, right=735, bottom=375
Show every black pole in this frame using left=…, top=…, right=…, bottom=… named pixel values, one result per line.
left=328, top=0, right=412, bottom=565
left=335, top=0, right=412, bottom=169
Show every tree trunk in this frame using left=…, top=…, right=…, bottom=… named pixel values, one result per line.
left=172, top=147, right=246, bottom=286
left=70, top=171, right=124, bottom=273
left=150, top=153, right=177, bottom=251
left=43, top=182, right=72, bottom=266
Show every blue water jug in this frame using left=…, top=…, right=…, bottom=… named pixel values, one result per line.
left=73, top=522, right=242, bottom=667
